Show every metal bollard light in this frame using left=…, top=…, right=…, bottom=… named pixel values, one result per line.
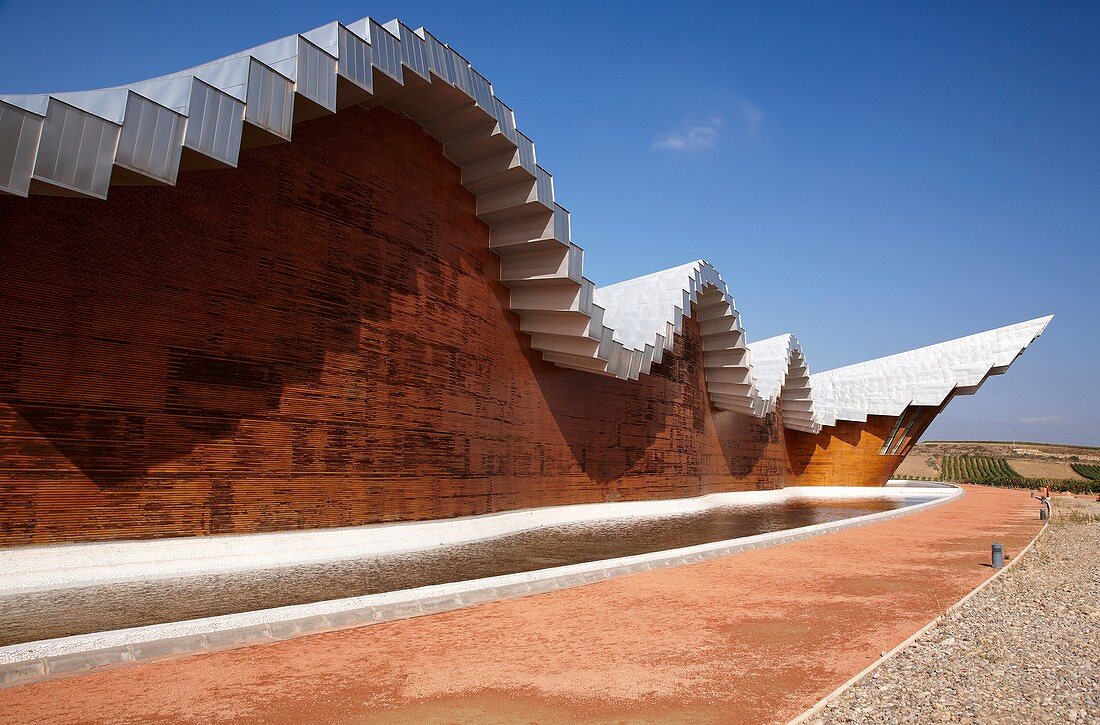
left=991, top=543, right=1004, bottom=569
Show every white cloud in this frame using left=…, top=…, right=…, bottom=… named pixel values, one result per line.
left=652, top=115, right=723, bottom=152
left=651, top=101, right=764, bottom=153
left=1015, top=416, right=1071, bottom=425
left=737, top=100, right=763, bottom=134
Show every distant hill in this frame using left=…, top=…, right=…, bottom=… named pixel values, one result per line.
left=898, top=440, right=1100, bottom=483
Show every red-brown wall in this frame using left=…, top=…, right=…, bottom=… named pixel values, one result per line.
left=0, top=106, right=811, bottom=546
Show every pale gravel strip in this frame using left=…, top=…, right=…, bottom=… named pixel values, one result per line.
left=811, top=496, right=1100, bottom=724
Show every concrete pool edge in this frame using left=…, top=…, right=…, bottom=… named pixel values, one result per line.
left=0, top=483, right=953, bottom=595
left=0, top=483, right=959, bottom=687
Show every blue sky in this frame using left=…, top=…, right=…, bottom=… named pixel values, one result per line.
left=1, top=1, right=1097, bottom=445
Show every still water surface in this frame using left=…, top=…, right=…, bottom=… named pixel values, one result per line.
left=0, top=495, right=932, bottom=645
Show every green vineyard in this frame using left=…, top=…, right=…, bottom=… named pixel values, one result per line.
left=923, top=456, right=1100, bottom=494
left=1071, top=463, right=1100, bottom=481
left=939, top=456, right=1021, bottom=484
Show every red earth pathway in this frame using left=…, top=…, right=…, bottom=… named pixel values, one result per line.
left=0, top=486, right=1042, bottom=723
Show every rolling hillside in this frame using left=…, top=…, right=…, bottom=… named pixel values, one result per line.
left=897, top=441, right=1099, bottom=492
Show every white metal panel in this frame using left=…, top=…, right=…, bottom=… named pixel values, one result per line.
left=296, top=36, right=337, bottom=112
left=566, top=243, right=584, bottom=283
left=246, top=36, right=298, bottom=80
left=189, top=55, right=252, bottom=101
left=114, top=92, right=186, bottom=184
left=32, top=99, right=119, bottom=198
left=417, top=29, right=454, bottom=85
left=389, top=21, right=429, bottom=81
left=447, top=47, right=474, bottom=98
left=300, top=21, right=340, bottom=58
left=368, top=19, right=403, bottom=82
left=809, top=316, right=1053, bottom=424
left=469, top=69, right=494, bottom=110
left=552, top=204, right=571, bottom=244
left=492, top=97, right=517, bottom=143
left=337, top=24, right=373, bottom=93
left=534, top=166, right=553, bottom=207
left=127, top=74, right=202, bottom=116
left=596, top=261, right=761, bottom=412
left=244, top=58, right=293, bottom=140
left=0, top=101, right=43, bottom=196
left=516, top=132, right=536, bottom=173
left=51, top=88, right=129, bottom=123
left=0, top=93, right=49, bottom=116
left=184, top=78, right=243, bottom=166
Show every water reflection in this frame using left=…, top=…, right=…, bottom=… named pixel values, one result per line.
left=0, top=496, right=932, bottom=645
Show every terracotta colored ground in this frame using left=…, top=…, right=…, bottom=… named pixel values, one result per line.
left=0, top=486, right=1041, bottom=724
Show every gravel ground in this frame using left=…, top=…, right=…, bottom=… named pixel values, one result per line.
left=814, top=495, right=1100, bottom=724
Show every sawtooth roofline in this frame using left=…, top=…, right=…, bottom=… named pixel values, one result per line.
left=0, top=16, right=1053, bottom=433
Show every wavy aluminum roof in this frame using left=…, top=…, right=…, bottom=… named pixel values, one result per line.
left=0, top=16, right=1053, bottom=434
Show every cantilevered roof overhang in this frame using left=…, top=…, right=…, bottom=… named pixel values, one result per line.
left=0, top=16, right=1053, bottom=434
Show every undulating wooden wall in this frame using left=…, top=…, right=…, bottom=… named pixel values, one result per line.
left=784, top=407, right=936, bottom=486
left=0, top=106, right=806, bottom=546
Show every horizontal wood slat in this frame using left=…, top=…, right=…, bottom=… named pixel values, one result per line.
left=784, top=412, right=928, bottom=487
left=0, top=107, right=904, bottom=546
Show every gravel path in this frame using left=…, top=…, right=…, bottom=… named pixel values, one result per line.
left=815, top=495, right=1100, bottom=724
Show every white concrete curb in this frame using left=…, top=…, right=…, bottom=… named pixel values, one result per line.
left=0, top=484, right=947, bottom=595
left=0, top=483, right=958, bottom=688
left=787, top=488, right=1048, bottom=725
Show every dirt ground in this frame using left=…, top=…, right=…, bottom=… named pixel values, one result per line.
left=895, top=455, right=940, bottom=478
left=1005, top=458, right=1086, bottom=480
left=0, top=486, right=1042, bottom=725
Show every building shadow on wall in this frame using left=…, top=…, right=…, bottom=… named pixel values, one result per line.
left=1, top=103, right=781, bottom=505
left=529, top=359, right=677, bottom=487
left=524, top=312, right=773, bottom=489
left=783, top=423, right=862, bottom=478
left=714, top=408, right=786, bottom=485
left=0, top=107, right=443, bottom=488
